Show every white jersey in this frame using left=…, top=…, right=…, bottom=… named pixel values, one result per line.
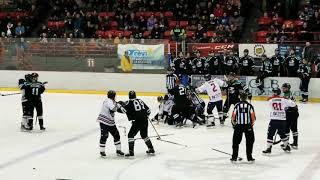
left=97, top=98, right=120, bottom=126
left=196, top=78, right=225, bottom=102
left=268, top=96, right=296, bottom=121
left=159, top=100, right=174, bottom=115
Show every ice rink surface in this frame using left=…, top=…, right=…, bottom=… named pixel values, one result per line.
left=0, top=92, right=320, bottom=180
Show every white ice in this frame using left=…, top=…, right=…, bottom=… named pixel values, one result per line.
left=0, top=92, right=320, bottom=180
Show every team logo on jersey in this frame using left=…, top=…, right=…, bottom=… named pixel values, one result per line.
left=254, top=45, right=266, bottom=57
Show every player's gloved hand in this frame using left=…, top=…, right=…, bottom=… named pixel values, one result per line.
left=117, top=101, right=125, bottom=107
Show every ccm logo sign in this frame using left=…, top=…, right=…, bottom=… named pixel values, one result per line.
left=213, top=44, right=235, bottom=50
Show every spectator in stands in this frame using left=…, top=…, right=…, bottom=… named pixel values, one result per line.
left=208, top=14, right=217, bottom=30
left=117, top=14, right=126, bottom=30
left=6, top=22, right=14, bottom=37
left=170, top=24, right=185, bottom=42
left=195, top=24, right=206, bottom=40
left=15, top=22, right=25, bottom=37
left=219, top=12, right=229, bottom=26
left=229, top=11, right=243, bottom=29
left=73, top=13, right=84, bottom=37
left=213, top=3, right=224, bottom=17
left=138, top=15, right=147, bottom=31
left=151, top=23, right=164, bottom=39
left=147, top=14, right=157, bottom=31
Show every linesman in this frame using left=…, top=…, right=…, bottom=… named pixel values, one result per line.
left=231, top=92, right=256, bottom=163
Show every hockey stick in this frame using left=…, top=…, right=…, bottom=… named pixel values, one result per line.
left=211, top=148, right=243, bottom=161
left=134, top=133, right=174, bottom=140
left=1, top=92, right=21, bottom=96
left=148, top=119, right=188, bottom=147
left=273, top=130, right=281, bottom=145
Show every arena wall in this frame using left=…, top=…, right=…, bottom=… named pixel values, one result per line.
left=0, top=70, right=319, bottom=102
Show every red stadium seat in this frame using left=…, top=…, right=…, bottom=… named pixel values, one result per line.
left=104, top=31, right=114, bottom=37
left=99, top=12, right=107, bottom=17
left=187, top=31, right=194, bottom=38
left=164, top=30, right=171, bottom=38
left=256, top=31, right=268, bottom=38
left=110, top=21, right=118, bottom=30
left=96, top=30, right=105, bottom=37
left=283, top=20, right=294, bottom=28
left=14, top=12, right=25, bottom=17
left=0, top=12, right=7, bottom=18
left=143, top=31, right=151, bottom=37
left=154, top=12, right=161, bottom=17
left=144, top=12, right=153, bottom=17
left=258, top=17, right=272, bottom=26
left=113, top=30, right=123, bottom=36
left=294, top=20, right=304, bottom=27
left=106, top=12, right=115, bottom=17
left=58, top=21, right=65, bottom=27
left=123, top=30, right=132, bottom=37
left=207, top=31, right=216, bottom=37
left=164, top=11, right=173, bottom=18
left=47, top=21, right=55, bottom=27
left=179, top=21, right=188, bottom=28
left=168, top=20, right=177, bottom=29
left=136, top=11, right=144, bottom=17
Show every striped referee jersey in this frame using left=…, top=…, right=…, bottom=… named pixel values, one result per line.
left=166, top=74, right=178, bottom=90
left=231, top=101, right=256, bottom=125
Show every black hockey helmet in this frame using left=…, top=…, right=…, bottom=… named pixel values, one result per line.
left=107, top=90, right=116, bottom=99
left=129, top=90, right=136, bottom=99
left=157, top=96, right=163, bottom=102
left=244, top=49, right=249, bottom=53
left=239, top=92, right=248, bottom=101
left=204, top=74, right=211, bottom=81
left=163, top=94, right=169, bottom=101
left=282, top=83, right=291, bottom=90
left=31, top=72, right=39, bottom=78
left=24, top=74, right=32, bottom=82
left=272, top=88, right=281, bottom=96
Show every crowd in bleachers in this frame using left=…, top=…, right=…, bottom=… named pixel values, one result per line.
left=0, top=0, right=245, bottom=43
left=257, top=0, right=320, bottom=43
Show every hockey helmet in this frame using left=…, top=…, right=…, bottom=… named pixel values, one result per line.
left=157, top=96, right=163, bottom=102
left=204, top=74, right=211, bottom=81
left=31, top=72, right=39, bottom=78
left=163, top=94, right=169, bottom=101
left=24, top=74, right=32, bottom=82
left=107, top=90, right=116, bottom=99
left=272, top=88, right=281, bottom=96
left=282, top=83, right=291, bottom=90
left=239, top=92, right=248, bottom=101
left=129, top=90, right=136, bottom=99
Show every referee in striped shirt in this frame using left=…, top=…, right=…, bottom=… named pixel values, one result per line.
left=166, top=68, right=178, bottom=92
left=231, top=92, right=256, bottom=163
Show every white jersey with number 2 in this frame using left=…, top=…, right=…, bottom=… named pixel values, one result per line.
left=196, top=78, right=225, bottom=103
left=268, top=96, right=296, bottom=121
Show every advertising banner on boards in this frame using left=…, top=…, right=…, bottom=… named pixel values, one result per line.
left=117, top=44, right=165, bottom=70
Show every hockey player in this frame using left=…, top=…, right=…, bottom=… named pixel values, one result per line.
left=18, top=74, right=32, bottom=130
left=23, top=73, right=46, bottom=131
left=192, top=51, right=207, bottom=75
left=222, top=72, right=250, bottom=123
left=270, top=48, right=284, bottom=77
left=168, top=79, right=192, bottom=127
left=223, top=51, right=238, bottom=75
left=239, top=49, right=255, bottom=76
left=297, top=58, right=311, bottom=102
left=97, top=90, right=125, bottom=157
left=262, top=88, right=296, bottom=154
left=196, top=74, right=226, bottom=126
left=188, top=88, right=206, bottom=124
left=282, top=83, right=299, bottom=149
left=159, top=94, right=174, bottom=124
left=206, top=51, right=223, bottom=75
left=120, top=91, right=155, bottom=157
left=285, top=49, right=300, bottom=77
left=256, top=55, right=272, bottom=95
